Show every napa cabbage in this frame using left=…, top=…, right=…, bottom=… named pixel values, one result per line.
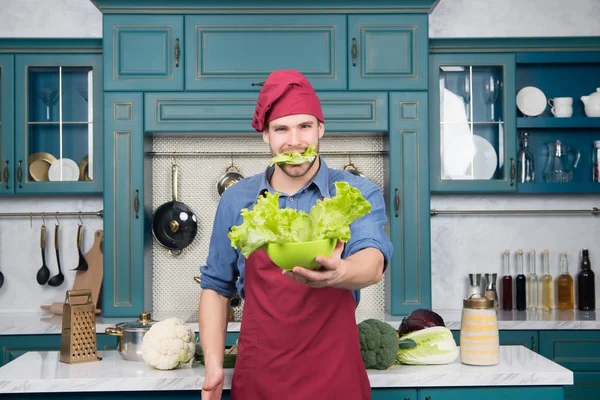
left=395, top=326, right=458, bottom=365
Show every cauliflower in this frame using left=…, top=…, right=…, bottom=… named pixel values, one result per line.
left=141, top=317, right=196, bottom=370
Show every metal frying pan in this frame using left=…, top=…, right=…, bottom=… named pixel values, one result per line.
left=151, top=163, right=198, bottom=255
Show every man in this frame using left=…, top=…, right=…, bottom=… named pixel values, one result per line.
left=198, top=69, right=393, bottom=400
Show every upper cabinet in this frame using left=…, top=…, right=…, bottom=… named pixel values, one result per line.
left=14, top=54, right=103, bottom=194
left=0, top=55, right=14, bottom=194
left=348, top=14, right=428, bottom=91
left=429, top=53, right=517, bottom=193
left=103, top=13, right=429, bottom=92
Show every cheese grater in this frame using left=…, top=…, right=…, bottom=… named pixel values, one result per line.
left=59, top=289, right=100, bottom=364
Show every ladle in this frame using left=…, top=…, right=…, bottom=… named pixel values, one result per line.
left=47, top=220, right=64, bottom=287
left=72, top=221, right=88, bottom=271
left=36, top=223, right=50, bottom=285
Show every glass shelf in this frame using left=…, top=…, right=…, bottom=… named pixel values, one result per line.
left=517, top=117, right=600, bottom=129
left=26, top=66, right=93, bottom=183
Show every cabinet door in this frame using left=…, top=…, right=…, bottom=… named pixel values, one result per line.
left=14, top=54, right=103, bottom=194
left=103, top=15, right=184, bottom=91
left=429, top=53, right=517, bottom=193
left=348, top=15, right=428, bottom=91
left=388, top=92, right=430, bottom=315
left=185, top=15, right=346, bottom=91
left=103, top=92, right=148, bottom=317
left=419, top=387, right=564, bottom=400
left=372, top=388, right=417, bottom=400
left=0, top=55, right=13, bottom=194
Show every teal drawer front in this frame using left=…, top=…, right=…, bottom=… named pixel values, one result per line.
left=566, top=372, right=600, bottom=400
left=540, top=331, right=600, bottom=372
left=419, top=387, right=563, bottom=400
left=372, top=388, right=417, bottom=399
left=144, top=92, right=388, bottom=133
left=185, top=15, right=346, bottom=91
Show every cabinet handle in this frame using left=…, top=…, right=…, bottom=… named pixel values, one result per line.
left=17, top=160, right=22, bottom=189
left=394, top=188, right=400, bottom=218
left=3, top=160, right=8, bottom=189
left=352, top=37, right=357, bottom=67
left=426, top=397, right=431, bottom=400
left=531, top=336, right=537, bottom=352
left=510, top=157, right=515, bottom=186
left=251, top=81, right=265, bottom=87
left=174, top=38, right=180, bottom=68
left=133, top=189, right=140, bottom=219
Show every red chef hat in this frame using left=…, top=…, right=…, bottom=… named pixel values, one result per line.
left=252, top=69, right=324, bottom=132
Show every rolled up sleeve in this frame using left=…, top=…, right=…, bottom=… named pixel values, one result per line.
left=343, top=186, right=393, bottom=272
left=200, top=197, right=239, bottom=298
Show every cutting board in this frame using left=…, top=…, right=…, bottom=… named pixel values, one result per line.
left=41, top=230, right=104, bottom=315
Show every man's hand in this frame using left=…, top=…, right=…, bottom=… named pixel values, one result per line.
left=281, top=240, right=347, bottom=288
left=202, top=367, right=224, bottom=400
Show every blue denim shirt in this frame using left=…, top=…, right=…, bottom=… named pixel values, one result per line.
left=199, top=157, right=393, bottom=305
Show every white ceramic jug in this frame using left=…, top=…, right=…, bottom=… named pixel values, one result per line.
left=581, top=88, right=600, bottom=117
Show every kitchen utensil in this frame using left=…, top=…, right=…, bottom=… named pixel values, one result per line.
left=469, top=136, right=498, bottom=180
left=47, top=223, right=64, bottom=287
left=151, top=162, right=198, bottom=255
left=460, top=295, right=499, bottom=366
left=0, top=263, right=3, bottom=289
left=343, top=162, right=365, bottom=178
left=48, top=158, right=80, bottom=182
left=265, top=238, right=336, bottom=270
left=59, top=289, right=99, bottom=364
left=72, top=223, right=88, bottom=271
left=105, top=312, right=156, bottom=362
left=36, top=223, right=50, bottom=285
left=217, top=163, right=244, bottom=196
left=543, top=139, right=581, bottom=183
left=41, top=230, right=104, bottom=315
left=516, top=86, right=547, bottom=117
left=484, top=272, right=498, bottom=309
left=78, top=155, right=90, bottom=181
left=467, top=273, right=482, bottom=298
left=581, top=88, right=600, bottom=117
left=28, top=152, right=57, bottom=182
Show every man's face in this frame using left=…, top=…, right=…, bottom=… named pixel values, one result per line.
left=263, top=114, right=324, bottom=178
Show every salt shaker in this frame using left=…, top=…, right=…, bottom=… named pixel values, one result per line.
left=460, top=296, right=500, bottom=366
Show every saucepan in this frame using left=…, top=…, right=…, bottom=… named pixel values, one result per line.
left=152, top=161, right=198, bottom=255
left=217, top=163, right=244, bottom=196
left=105, top=312, right=156, bottom=362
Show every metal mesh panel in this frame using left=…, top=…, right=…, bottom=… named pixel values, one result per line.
left=151, top=136, right=387, bottom=323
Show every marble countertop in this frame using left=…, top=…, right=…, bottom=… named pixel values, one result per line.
left=1, top=308, right=599, bottom=335
left=0, top=346, right=573, bottom=393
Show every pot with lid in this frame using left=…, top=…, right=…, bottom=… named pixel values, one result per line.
left=105, top=312, right=155, bottom=361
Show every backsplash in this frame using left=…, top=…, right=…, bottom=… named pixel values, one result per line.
left=431, top=194, right=600, bottom=310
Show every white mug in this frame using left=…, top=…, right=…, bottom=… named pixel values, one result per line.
left=548, top=97, right=573, bottom=107
left=551, top=105, right=573, bottom=118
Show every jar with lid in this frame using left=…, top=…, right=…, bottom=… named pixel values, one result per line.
left=460, top=296, right=499, bottom=366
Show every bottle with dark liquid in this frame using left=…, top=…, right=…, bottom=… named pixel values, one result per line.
left=516, top=249, right=527, bottom=311
left=557, top=252, right=574, bottom=310
left=502, top=250, right=513, bottom=311
left=577, top=249, right=596, bottom=311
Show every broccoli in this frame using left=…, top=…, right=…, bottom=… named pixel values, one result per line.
left=358, top=318, right=399, bottom=370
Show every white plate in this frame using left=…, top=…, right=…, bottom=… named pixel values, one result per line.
left=471, top=135, right=498, bottom=180
left=441, top=88, right=472, bottom=179
left=517, top=86, right=547, bottom=117
left=48, top=158, right=80, bottom=182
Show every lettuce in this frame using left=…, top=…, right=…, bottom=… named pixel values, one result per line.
left=269, top=144, right=317, bottom=166
left=228, top=181, right=371, bottom=257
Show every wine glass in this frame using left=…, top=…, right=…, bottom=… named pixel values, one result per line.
left=38, top=88, right=59, bottom=121
left=485, top=76, right=502, bottom=121
left=460, top=71, right=471, bottom=120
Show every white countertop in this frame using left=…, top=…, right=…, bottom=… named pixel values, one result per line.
left=1, top=309, right=598, bottom=335
left=0, top=346, right=573, bottom=393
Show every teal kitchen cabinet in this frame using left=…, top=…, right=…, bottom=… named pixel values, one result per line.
left=429, top=53, right=517, bottom=193
left=348, top=14, right=428, bottom=91
left=143, top=91, right=388, bottom=133
left=184, top=15, right=347, bottom=91
left=388, top=92, right=431, bottom=314
left=0, top=334, right=118, bottom=367
left=12, top=54, right=103, bottom=194
left=539, top=330, right=600, bottom=400
left=418, top=387, right=563, bottom=400
left=103, top=15, right=184, bottom=92
left=372, top=389, right=417, bottom=400
left=103, top=92, right=150, bottom=317
left=0, top=55, right=14, bottom=194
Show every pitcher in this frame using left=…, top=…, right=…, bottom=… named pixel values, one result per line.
left=544, top=140, right=580, bottom=183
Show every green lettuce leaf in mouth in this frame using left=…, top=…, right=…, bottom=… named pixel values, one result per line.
left=228, top=181, right=372, bottom=258
left=269, top=144, right=318, bottom=166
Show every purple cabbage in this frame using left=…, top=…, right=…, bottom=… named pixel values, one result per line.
left=398, top=309, right=445, bottom=336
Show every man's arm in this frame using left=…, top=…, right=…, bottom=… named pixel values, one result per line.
left=198, top=289, right=230, bottom=369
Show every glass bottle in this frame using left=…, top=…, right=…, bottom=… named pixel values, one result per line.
left=577, top=249, right=596, bottom=311
left=541, top=250, right=554, bottom=311
left=527, top=249, right=539, bottom=310
left=593, top=141, right=600, bottom=183
left=557, top=252, right=574, bottom=310
left=518, top=132, right=535, bottom=183
left=501, top=250, right=513, bottom=311
left=516, top=249, right=527, bottom=311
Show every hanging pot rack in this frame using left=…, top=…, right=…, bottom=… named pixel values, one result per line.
left=0, top=210, right=104, bottom=219
left=430, top=207, right=600, bottom=217
left=147, top=150, right=387, bottom=157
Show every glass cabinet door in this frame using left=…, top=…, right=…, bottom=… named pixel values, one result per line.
left=0, top=55, right=14, bottom=194
left=15, top=54, right=102, bottom=193
left=430, top=53, right=516, bottom=192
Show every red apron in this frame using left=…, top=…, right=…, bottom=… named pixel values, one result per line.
left=231, top=248, right=371, bottom=400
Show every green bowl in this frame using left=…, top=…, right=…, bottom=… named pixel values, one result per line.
left=265, top=238, right=336, bottom=270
